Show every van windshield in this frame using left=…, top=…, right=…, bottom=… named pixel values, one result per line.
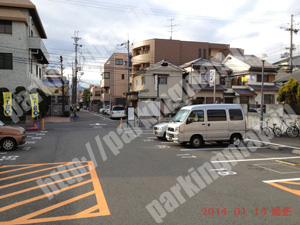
left=172, top=110, right=190, bottom=122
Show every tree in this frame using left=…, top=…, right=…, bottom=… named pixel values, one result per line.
left=82, top=88, right=91, bottom=107
left=278, top=77, right=300, bottom=105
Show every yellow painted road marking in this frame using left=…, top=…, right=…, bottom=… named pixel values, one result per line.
left=275, top=160, right=300, bottom=166
left=0, top=161, right=110, bottom=224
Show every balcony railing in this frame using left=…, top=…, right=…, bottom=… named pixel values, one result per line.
left=29, top=37, right=50, bottom=64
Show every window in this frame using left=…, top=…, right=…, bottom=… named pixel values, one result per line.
left=124, top=61, right=127, bottom=66
left=115, top=58, right=123, bottom=65
left=159, top=77, right=167, bottom=85
left=207, top=110, right=227, bottom=121
left=229, top=109, right=243, bottom=121
left=142, top=76, right=145, bottom=85
left=0, top=20, right=12, bottom=34
left=36, top=65, right=39, bottom=76
left=257, top=75, right=268, bottom=82
left=0, top=53, right=13, bottom=69
left=188, top=110, right=204, bottom=123
left=198, top=49, right=202, bottom=58
left=122, top=74, right=125, bottom=80
left=264, top=94, right=275, bottom=104
left=104, top=72, right=110, bottom=79
left=240, top=96, right=249, bottom=104
left=136, top=79, right=139, bottom=87
left=203, top=49, right=207, bottom=59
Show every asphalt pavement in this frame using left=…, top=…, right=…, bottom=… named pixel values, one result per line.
left=0, top=110, right=300, bottom=225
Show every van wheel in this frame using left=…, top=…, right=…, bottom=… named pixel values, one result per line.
left=230, top=134, right=242, bottom=146
left=1, top=138, right=17, bottom=151
left=190, top=136, right=203, bottom=148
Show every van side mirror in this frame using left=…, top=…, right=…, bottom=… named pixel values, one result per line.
left=187, top=118, right=192, bottom=124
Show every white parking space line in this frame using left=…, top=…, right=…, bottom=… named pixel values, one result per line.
left=182, top=156, right=197, bottom=159
left=246, top=139, right=300, bottom=150
left=263, top=177, right=300, bottom=183
left=211, top=156, right=300, bottom=164
left=160, top=142, right=177, bottom=144
left=181, top=147, right=267, bottom=152
left=147, top=137, right=157, bottom=139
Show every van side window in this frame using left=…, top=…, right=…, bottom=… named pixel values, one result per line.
left=207, top=110, right=226, bottom=121
left=188, top=110, right=204, bottom=123
left=229, top=109, right=243, bottom=121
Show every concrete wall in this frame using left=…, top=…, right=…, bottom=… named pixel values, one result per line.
left=242, top=104, right=300, bottom=131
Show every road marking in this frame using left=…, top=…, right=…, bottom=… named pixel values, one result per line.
left=181, top=156, right=197, bottom=158
left=0, top=156, right=19, bottom=161
left=147, top=137, right=157, bottom=139
left=160, top=142, right=177, bottom=144
left=211, top=156, right=300, bottom=164
left=0, top=161, right=110, bottom=224
left=0, top=153, right=7, bottom=155
left=177, top=154, right=190, bottom=156
left=263, top=177, right=300, bottom=183
left=275, top=160, right=300, bottom=166
left=25, top=141, right=36, bottom=145
left=31, top=137, right=42, bottom=140
left=263, top=178, right=300, bottom=197
left=90, top=123, right=107, bottom=126
left=181, top=147, right=267, bottom=152
left=156, top=145, right=171, bottom=149
left=246, top=139, right=300, bottom=150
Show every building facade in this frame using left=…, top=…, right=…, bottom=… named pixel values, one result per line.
left=131, top=38, right=244, bottom=74
left=90, top=85, right=101, bottom=112
left=0, top=0, right=49, bottom=91
left=223, top=54, right=279, bottom=107
left=100, top=53, right=128, bottom=107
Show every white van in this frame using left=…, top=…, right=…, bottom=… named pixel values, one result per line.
left=166, top=104, right=246, bottom=148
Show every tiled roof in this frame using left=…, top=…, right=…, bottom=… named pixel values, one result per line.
left=248, top=85, right=279, bottom=91
left=274, top=71, right=300, bottom=83
left=233, top=89, right=256, bottom=96
left=231, top=54, right=278, bottom=69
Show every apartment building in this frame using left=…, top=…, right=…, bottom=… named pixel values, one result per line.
left=100, top=53, right=128, bottom=107
left=0, top=0, right=49, bottom=91
left=222, top=54, right=279, bottom=106
left=131, top=38, right=243, bottom=74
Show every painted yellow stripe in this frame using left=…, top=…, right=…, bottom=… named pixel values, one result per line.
left=0, top=165, right=88, bottom=190
left=0, top=164, right=70, bottom=181
left=279, top=181, right=300, bottom=186
left=0, top=171, right=90, bottom=200
left=88, top=161, right=111, bottom=216
left=0, top=180, right=92, bottom=213
left=75, top=205, right=99, bottom=217
left=275, top=160, right=300, bottom=166
left=10, top=191, right=95, bottom=224
left=268, top=182, right=300, bottom=196
left=0, top=165, right=43, bottom=175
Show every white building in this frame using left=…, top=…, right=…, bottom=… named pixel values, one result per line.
left=0, top=0, right=49, bottom=91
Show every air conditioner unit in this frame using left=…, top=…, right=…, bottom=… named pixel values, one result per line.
left=51, top=96, right=57, bottom=104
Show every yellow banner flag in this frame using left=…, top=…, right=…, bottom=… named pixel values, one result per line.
left=30, top=94, right=40, bottom=118
left=3, top=92, right=12, bottom=117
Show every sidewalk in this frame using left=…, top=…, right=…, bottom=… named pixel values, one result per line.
left=44, top=116, right=70, bottom=123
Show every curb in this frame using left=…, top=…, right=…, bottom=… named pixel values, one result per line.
left=292, top=150, right=300, bottom=156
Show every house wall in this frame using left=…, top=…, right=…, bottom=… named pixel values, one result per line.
left=0, top=8, right=46, bottom=91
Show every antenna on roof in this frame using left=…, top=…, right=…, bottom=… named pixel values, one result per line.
left=165, top=19, right=179, bottom=40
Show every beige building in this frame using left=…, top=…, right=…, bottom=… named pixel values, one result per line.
left=128, top=60, right=186, bottom=115
left=131, top=38, right=243, bottom=74
left=100, top=53, right=128, bottom=107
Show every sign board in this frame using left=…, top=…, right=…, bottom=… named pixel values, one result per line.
left=30, top=94, right=40, bottom=118
left=3, top=92, right=12, bottom=117
left=209, top=69, right=216, bottom=87
left=128, top=107, right=135, bottom=121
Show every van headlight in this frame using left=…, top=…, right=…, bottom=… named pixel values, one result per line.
left=175, top=127, right=180, bottom=132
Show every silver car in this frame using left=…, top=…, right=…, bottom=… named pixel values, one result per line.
left=153, top=123, right=168, bottom=140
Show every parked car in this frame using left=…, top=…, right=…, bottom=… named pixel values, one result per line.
left=0, top=120, right=27, bottom=151
left=153, top=122, right=168, bottom=140
left=100, top=105, right=109, bottom=114
left=110, top=105, right=125, bottom=119
left=166, top=104, right=246, bottom=148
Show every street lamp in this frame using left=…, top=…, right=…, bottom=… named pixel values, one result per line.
left=260, top=54, right=268, bottom=133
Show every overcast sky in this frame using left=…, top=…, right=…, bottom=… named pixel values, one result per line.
left=32, top=0, right=300, bottom=86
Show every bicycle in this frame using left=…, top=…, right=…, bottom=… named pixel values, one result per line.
left=286, top=119, right=300, bottom=138
left=262, top=119, right=281, bottom=137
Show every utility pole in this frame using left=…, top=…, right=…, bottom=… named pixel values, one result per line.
left=281, top=13, right=300, bottom=73
left=71, top=31, right=81, bottom=105
left=165, top=19, right=179, bottom=40
left=60, top=56, right=65, bottom=115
